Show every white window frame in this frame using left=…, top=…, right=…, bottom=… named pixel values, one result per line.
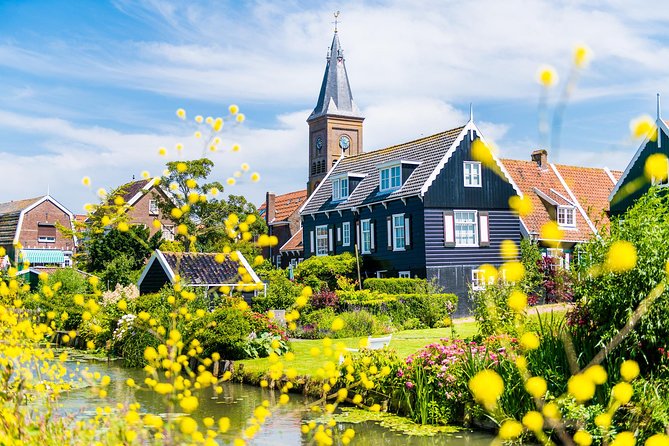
left=454, top=210, right=478, bottom=247
left=361, top=219, right=371, bottom=254
left=398, top=271, right=410, bottom=278
left=316, top=225, right=329, bottom=256
left=162, top=224, right=175, bottom=241
left=149, top=199, right=159, bottom=215
left=463, top=161, right=482, bottom=187
left=557, top=206, right=576, bottom=228
left=392, top=213, right=406, bottom=251
left=342, top=222, right=351, bottom=247
left=380, top=165, right=401, bottom=192
left=471, top=268, right=495, bottom=291
left=38, top=236, right=56, bottom=243
left=332, top=177, right=349, bottom=201
left=545, top=248, right=566, bottom=269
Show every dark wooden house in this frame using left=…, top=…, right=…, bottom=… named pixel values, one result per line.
left=137, top=250, right=264, bottom=298
left=299, top=119, right=522, bottom=315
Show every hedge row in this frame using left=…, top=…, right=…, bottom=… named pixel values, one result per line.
left=336, top=290, right=457, bottom=328
left=362, top=277, right=428, bottom=294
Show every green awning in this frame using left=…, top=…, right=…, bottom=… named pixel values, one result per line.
left=19, top=249, right=65, bottom=265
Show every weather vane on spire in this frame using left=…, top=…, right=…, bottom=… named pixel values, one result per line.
left=333, top=11, right=340, bottom=33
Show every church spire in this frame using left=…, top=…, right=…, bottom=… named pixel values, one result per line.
left=308, top=24, right=363, bottom=122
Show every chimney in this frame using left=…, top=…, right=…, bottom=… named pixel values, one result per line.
left=531, top=149, right=548, bottom=168
left=265, top=192, right=276, bottom=224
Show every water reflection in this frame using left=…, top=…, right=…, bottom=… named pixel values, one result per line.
left=57, top=359, right=492, bottom=446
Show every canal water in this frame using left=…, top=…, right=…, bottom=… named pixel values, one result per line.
left=57, top=359, right=493, bottom=446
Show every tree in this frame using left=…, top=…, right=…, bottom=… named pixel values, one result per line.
left=86, top=225, right=162, bottom=273
left=156, top=158, right=267, bottom=254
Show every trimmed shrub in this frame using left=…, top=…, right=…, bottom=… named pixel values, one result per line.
left=252, top=268, right=302, bottom=312
left=363, top=278, right=428, bottom=294
left=337, top=290, right=457, bottom=328
left=294, top=252, right=357, bottom=291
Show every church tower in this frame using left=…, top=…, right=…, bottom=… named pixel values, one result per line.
left=307, top=25, right=364, bottom=195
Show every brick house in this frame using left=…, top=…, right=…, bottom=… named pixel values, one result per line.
left=0, top=195, right=76, bottom=267
left=258, top=190, right=306, bottom=268
left=118, top=178, right=175, bottom=240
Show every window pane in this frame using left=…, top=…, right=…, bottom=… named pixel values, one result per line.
left=361, top=220, right=371, bottom=253
left=393, top=215, right=405, bottom=249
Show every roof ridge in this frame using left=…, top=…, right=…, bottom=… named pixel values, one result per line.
left=340, top=126, right=466, bottom=164
left=501, top=157, right=612, bottom=172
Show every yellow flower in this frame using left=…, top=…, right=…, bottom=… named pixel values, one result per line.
left=213, top=117, right=223, bottom=132
left=117, top=222, right=129, bottom=232
left=595, top=413, right=612, bottom=429
left=180, top=416, right=197, bottom=434
left=584, top=365, right=607, bottom=385
left=500, top=239, right=518, bottom=260
left=180, top=396, right=199, bottom=413
left=176, top=162, right=187, bottom=173
left=177, top=224, right=188, bottom=235
left=229, top=104, right=239, bottom=115
left=542, top=402, right=561, bottom=420
left=331, top=317, right=345, bottom=331
left=568, top=374, right=596, bottom=402
left=141, top=170, right=150, bottom=179
left=117, top=300, right=127, bottom=311
left=154, top=383, right=173, bottom=394
left=522, top=411, right=544, bottom=432
left=81, top=176, right=91, bottom=186
left=574, top=45, right=591, bottom=68
left=605, top=241, right=637, bottom=273
left=612, top=432, right=636, bottom=446
left=226, top=178, right=236, bottom=186
left=612, top=382, right=634, bottom=404
left=509, top=195, right=533, bottom=217
left=126, top=378, right=135, bottom=387
left=508, top=290, right=528, bottom=312
left=468, top=370, right=504, bottom=409
left=251, top=172, right=260, bottom=182
left=176, top=108, right=186, bottom=119
left=471, top=139, right=495, bottom=167
left=498, top=420, right=523, bottom=440
left=501, top=261, right=524, bottom=282
left=236, top=113, right=245, bottom=123
left=645, top=153, right=668, bottom=182
left=537, top=65, right=558, bottom=87
left=540, top=221, right=564, bottom=247
left=520, top=332, right=540, bottom=350
left=630, top=115, right=656, bottom=140
left=241, top=163, right=250, bottom=171
left=279, top=394, right=290, bottom=405
left=479, top=263, right=498, bottom=284
left=645, top=434, right=669, bottom=446
left=574, top=430, right=593, bottom=446
left=620, top=360, right=640, bottom=382
left=525, top=376, right=547, bottom=398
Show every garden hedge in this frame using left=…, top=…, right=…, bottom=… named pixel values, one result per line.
left=362, top=277, right=428, bottom=294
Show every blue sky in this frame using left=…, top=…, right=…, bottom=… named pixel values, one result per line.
left=2, top=0, right=669, bottom=212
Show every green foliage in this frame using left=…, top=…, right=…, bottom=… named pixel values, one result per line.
left=520, top=238, right=543, bottom=295
left=252, top=268, right=302, bottom=312
left=472, top=282, right=519, bottom=337
left=363, top=278, right=428, bottom=294
left=571, top=186, right=669, bottom=369
left=158, top=240, right=185, bottom=252
left=98, top=254, right=137, bottom=289
left=337, top=290, right=457, bottom=328
left=184, top=306, right=251, bottom=359
left=295, top=253, right=357, bottom=291
left=157, top=159, right=267, bottom=253
left=46, top=268, right=90, bottom=294
left=336, top=348, right=404, bottom=407
left=86, top=225, right=161, bottom=273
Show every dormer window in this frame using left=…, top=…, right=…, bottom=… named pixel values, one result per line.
left=380, top=165, right=401, bottom=192
left=332, top=177, right=349, bottom=201
left=557, top=206, right=575, bottom=227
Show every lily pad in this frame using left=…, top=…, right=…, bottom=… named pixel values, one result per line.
left=327, top=408, right=460, bottom=437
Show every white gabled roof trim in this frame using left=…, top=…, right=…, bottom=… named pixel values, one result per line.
left=236, top=250, right=261, bottom=283
left=127, top=177, right=158, bottom=207
left=609, top=119, right=669, bottom=202
left=13, top=195, right=77, bottom=246
left=298, top=157, right=344, bottom=216
left=533, top=188, right=559, bottom=206
left=550, top=163, right=599, bottom=237
left=603, top=167, right=617, bottom=185
left=279, top=229, right=303, bottom=253
left=549, top=188, right=576, bottom=206
left=419, top=120, right=523, bottom=198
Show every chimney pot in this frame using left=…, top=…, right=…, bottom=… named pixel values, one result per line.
left=531, top=149, right=548, bottom=168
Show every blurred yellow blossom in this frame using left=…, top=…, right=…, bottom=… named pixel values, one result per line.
left=537, top=64, right=558, bottom=87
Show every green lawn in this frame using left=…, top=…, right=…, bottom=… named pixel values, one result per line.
left=238, top=307, right=565, bottom=378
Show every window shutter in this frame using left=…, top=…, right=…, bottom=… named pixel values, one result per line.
left=404, top=215, right=411, bottom=249
left=386, top=216, right=392, bottom=250
left=370, top=220, right=376, bottom=252
left=328, top=226, right=334, bottom=253
left=337, top=226, right=342, bottom=245
left=444, top=211, right=455, bottom=247
left=479, top=211, right=490, bottom=247
left=310, top=230, right=315, bottom=254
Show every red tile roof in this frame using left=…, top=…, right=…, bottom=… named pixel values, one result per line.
left=259, top=190, right=307, bottom=223
left=502, top=159, right=595, bottom=243
left=280, top=227, right=303, bottom=253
